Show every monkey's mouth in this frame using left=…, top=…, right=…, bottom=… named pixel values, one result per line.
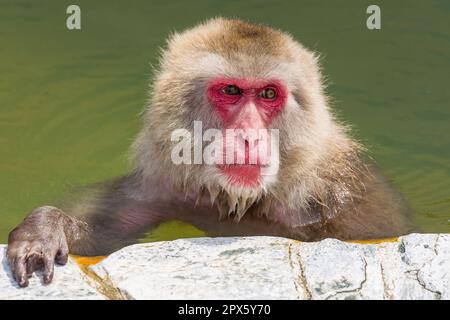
left=218, top=164, right=263, bottom=187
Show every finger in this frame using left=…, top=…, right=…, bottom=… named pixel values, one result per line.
left=14, top=255, right=29, bottom=288
left=55, top=242, right=69, bottom=266
left=6, top=243, right=27, bottom=276
left=25, top=254, right=40, bottom=278
left=25, top=243, right=44, bottom=277
left=9, top=244, right=30, bottom=287
left=42, top=253, right=55, bottom=284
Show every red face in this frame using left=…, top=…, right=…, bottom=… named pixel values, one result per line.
left=207, top=77, right=287, bottom=187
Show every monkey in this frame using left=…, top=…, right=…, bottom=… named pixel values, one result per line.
left=7, top=18, right=414, bottom=287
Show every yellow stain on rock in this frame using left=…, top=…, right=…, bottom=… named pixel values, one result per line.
left=71, top=255, right=106, bottom=271
left=347, top=237, right=399, bottom=244
left=70, top=254, right=124, bottom=300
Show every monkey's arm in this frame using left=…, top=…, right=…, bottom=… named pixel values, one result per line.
left=6, top=176, right=167, bottom=287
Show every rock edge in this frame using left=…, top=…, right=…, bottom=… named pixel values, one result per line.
left=1, top=233, right=448, bottom=300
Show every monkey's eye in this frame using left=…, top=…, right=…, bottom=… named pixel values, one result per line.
left=222, top=85, right=241, bottom=96
left=260, top=88, right=277, bottom=100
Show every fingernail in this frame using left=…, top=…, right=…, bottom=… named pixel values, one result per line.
left=19, top=278, right=28, bottom=288
left=43, top=275, right=52, bottom=284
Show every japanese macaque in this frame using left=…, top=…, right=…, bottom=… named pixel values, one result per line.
left=7, top=18, right=414, bottom=287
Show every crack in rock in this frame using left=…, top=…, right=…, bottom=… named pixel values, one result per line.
left=416, top=271, right=442, bottom=299
left=379, top=262, right=392, bottom=300
left=397, top=234, right=444, bottom=299
left=326, top=257, right=368, bottom=300
left=72, top=256, right=125, bottom=300
left=288, top=243, right=312, bottom=299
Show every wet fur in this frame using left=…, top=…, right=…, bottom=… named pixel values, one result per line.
left=9, top=18, right=415, bottom=266
left=131, top=18, right=413, bottom=236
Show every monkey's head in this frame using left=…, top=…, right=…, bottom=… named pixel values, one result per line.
left=134, top=18, right=357, bottom=220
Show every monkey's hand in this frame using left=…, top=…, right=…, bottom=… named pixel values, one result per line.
left=6, top=206, right=72, bottom=287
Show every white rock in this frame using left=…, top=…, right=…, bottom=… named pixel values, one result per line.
left=1, top=234, right=449, bottom=300
left=90, top=234, right=450, bottom=300
left=0, top=246, right=104, bottom=300
left=90, top=237, right=305, bottom=299
left=378, top=234, right=450, bottom=299
left=291, top=234, right=450, bottom=300
left=292, top=239, right=386, bottom=299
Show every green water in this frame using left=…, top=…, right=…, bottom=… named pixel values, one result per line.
left=0, top=0, right=449, bottom=242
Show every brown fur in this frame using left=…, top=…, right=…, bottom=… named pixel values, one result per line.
left=132, top=18, right=413, bottom=238
left=7, top=18, right=414, bottom=288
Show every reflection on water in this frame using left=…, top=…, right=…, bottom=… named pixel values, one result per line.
left=0, top=0, right=449, bottom=242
